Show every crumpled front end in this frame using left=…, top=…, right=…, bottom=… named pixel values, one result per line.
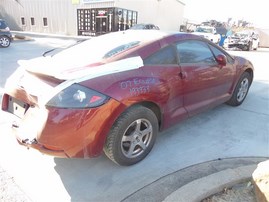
left=224, top=35, right=251, bottom=51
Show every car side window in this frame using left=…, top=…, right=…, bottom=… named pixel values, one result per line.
left=144, top=45, right=178, bottom=65
left=176, top=40, right=217, bottom=65
left=209, top=44, right=234, bottom=64
left=0, top=21, right=6, bottom=29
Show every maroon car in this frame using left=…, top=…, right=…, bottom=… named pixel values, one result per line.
left=1, top=30, right=254, bottom=165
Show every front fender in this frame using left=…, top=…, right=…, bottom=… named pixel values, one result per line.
left=231, top=56, right=254, bottom=92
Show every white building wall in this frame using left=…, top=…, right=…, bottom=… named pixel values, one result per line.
left=115, top=0, right=185, bottom=31
left=0, top=0, right=116, bottom=35
left=0, top=0, right=76, bottom=35
left=0, top=0, right=184, bottom=35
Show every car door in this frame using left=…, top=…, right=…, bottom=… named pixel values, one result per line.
left=176, top=40, right=234, bottom=116
left=142, top=45, right=188, bottom=129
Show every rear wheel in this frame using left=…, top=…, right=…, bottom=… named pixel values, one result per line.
left=104, top=105, right=158, bottom=166
left=0, top=36, right=11, bottom=48
left=226, top=72, right=251, bottom=106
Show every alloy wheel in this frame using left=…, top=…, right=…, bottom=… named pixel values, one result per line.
left=0, top=36, right=10, bottom=47
left=237, top=78, right=249, bottom=102
left=121, top=118, right=153, bottom=158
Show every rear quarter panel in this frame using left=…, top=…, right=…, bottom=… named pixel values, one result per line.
left=79, top=68, right=169, bottom=108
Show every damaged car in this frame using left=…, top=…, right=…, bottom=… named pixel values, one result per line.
left=223, top=31, right=259, bottom=51
left=2, top=30, right=254, bottom=165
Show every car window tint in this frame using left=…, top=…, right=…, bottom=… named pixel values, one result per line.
left=209, top=44, right=234, bottom=64
left=144, top=45, right=177, bottom=65
left=0, top=21, right=7, bottom=29
left=176, top=40, right=217, bottom=65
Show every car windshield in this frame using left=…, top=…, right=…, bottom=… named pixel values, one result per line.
left=234, top=33, right=249, bottom=38
left=53, top=35, right=140, bottom=65
left=52, top=31, right=166, bottom=67
left=196, top=27, right=213, bottom=33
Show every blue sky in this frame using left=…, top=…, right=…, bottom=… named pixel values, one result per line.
left=183, top=0, right=268, bottom=28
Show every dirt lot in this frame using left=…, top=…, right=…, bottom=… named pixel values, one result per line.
left=0, top=166, right=31, bottom=202
left=203, top=181, right=256, bottom=202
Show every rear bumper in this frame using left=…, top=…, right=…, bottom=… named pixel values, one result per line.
left=2, top=94, right=125, bottom=158
left=16, top=136, right=69, bottom=158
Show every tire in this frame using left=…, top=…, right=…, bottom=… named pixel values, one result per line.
left=0, top=35, right=11, bottom=48
left=247, top=41, right=252, bottom=51
left=226, top=72, right=251, bottom=106
left=104, top=105, right=158, bottom=166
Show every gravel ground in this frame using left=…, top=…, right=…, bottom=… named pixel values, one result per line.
left=0, top=165, right=31, bottom=202
left=202, top=181, right=257, bottom=202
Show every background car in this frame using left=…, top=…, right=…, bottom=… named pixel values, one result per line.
left=129, top=23, right=160, bottom=30
left=223, top=30, right=259, bottom=51
left=192, top=25, right=221, bottom=44
left=0, top=19, right=12, bottom=48
left=1, top=30, right=254, bottom=166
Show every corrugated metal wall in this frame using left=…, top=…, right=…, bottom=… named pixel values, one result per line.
left=0, top=0, right=115, bottom=35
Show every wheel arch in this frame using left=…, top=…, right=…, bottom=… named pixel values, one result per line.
left=104, top=101, right=161, bottom=165
left=245, top=68, right=254, bottom=84
left=130, top=101, right=163, bottom=131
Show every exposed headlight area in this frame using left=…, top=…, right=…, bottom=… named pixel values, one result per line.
left=46, top=84, right=110, bottom=109
left=242, top=39, right=249, bottom=43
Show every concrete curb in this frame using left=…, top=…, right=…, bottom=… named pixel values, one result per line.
left=122, top=157, right=267, bottom=202
left=163, top=164, right=257, bottom=202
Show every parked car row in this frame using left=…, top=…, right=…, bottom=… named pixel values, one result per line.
left=191, top=25, right=260, bottom=51
left=1, top=18, right=260, bottom=52
left=129, top=23, right=160, bottom=30
left=0, top=19, right=12, bottom=48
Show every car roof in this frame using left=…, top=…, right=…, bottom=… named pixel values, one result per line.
left=90, top=31, right=203, bottom=60
left=100, top=30, right=175, bottom=43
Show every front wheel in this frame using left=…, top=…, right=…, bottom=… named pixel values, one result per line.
left=0, top=36, right=11, bottom=48
left=226, top=72, right=251, bottom=106
left=104, top=105, right=158, bottom=166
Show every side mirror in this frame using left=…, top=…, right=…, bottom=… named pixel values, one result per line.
left=216, top=54, right=227, bottom=66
